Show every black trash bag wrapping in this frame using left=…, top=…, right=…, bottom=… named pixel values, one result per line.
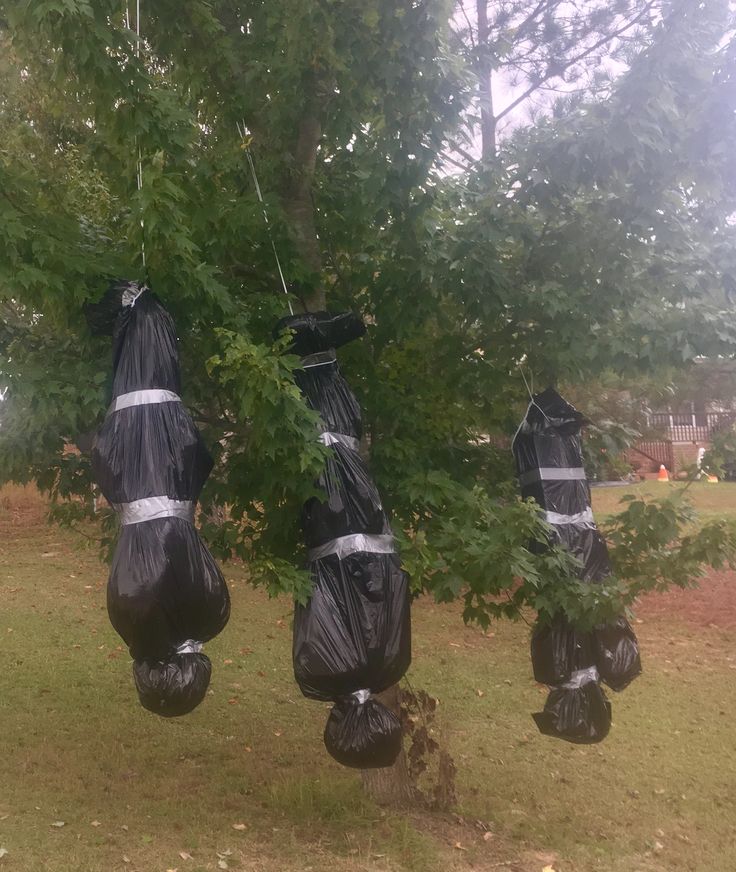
left=88, top=281, right=230, bottom=716
left=280, top=312, right=411, bottom=768
left=513, top=388, right=641, bottom=743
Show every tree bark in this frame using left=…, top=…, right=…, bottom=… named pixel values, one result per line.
left=360, top=684, right=414, bottom=806
left=282, top=77, right=326, bottom=312
left=476, top=0, right=497, bottom=159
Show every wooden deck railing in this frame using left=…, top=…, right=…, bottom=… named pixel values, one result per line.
left=646, top=412, right=735, bottom=443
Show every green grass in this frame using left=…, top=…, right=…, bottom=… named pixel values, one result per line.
left=1, top=484, right=736, bottom=872
left=591, top=479, right=736, bottom=521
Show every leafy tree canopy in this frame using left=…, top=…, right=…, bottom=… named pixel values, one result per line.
left=1, top=0, right=736, bottom=624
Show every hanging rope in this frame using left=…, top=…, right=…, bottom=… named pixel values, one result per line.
left=125, top=0, right=146, bottom=271
left=236, top=121, right=294, bottom=316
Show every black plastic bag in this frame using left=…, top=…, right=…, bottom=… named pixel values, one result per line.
left=533, top=673, right=612, bottom=744
left=87, top=280, right=230, bottom=716
left=513, top=388, right=640, bottom=742
left=594, top=616, right=641, bottom=691
left=278, top=312, right=411, bottom=768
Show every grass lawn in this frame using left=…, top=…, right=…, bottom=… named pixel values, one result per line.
left=591, top=479, right=736, bottom=521
left=1, top=483, right=736, bottom=872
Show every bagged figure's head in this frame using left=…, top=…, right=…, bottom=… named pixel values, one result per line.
left=518, top=388, right=588, bottom=438
left=274, top=311, right=366, bottom=356
left=85, top=279, right=180, bottom=396
left=84, top=280, right=149, bottom=336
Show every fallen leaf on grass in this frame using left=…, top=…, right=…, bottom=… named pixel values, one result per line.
left=273, top=730, right=283, bottom=737
left=122, top=856, right=131, bottom=864
left=217, top=862, right=228, bottom=870
left=454, top=842, right=467, bottom=851
left=476, top=689, right=485, bottom=697
left=0, top=848, right=8, bottom=859
left=232, top=823, right=247, bottom=831
left=50, top=821, right=65, bottom=828
left=483, top=832, right=494, bottom=842
left=542, top=866, right=556, bottom=872
left=179, top=851, right=193, bottom=859
left=90, top=820, right=101, bottom=827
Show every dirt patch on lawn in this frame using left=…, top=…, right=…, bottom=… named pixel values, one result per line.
left=638, top=569, right=736, bottom=631
left=0, top=482, right=48, bottom=532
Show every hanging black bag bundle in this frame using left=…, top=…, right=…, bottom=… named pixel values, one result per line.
left=512, top=388, right=641, bottom=743
left=87, top=280, right=230, bottom=717
left=276, top=312, right=411, bottom=768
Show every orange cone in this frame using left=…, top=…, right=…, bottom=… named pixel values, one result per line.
left=657, top=464, right=669, bottom=482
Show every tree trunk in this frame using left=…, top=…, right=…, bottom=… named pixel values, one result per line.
left=281, top=78, right=326, bottom=312
left=360, top=684, right=414, bottom=806
left=476, top=0, right=497, bottom=159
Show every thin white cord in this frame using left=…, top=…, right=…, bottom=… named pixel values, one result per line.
left=126, top=0, right=146, bottom=270
left=135, top=0, right=145, bottom=269
left=237, top=120, right=294, bottom=315
left=511, top=361, right=553, bottom=451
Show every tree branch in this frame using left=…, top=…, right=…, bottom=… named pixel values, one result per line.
left=458, top=1, right=476, bottom=49
left=510, top=0, right=558, bottom=43
left=440, top=150, right=473, bottom=173
left=494, top=0, right=658, bottom=125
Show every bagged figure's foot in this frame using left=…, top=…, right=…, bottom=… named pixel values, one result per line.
left=324, top=693, right=402, bottom=768
left=594, top=616, right=641, bottom=691
left=133, top=650, right=212, bottom=717
left=533, top=677, right=612, bottom=744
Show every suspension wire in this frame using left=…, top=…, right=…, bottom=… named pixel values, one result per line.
left=126, top=0, right=146, bottom=271
left=236, top=120, right=294, bottom=316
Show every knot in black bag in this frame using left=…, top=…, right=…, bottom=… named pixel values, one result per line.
left=87, top=281, right=230, bottom=716
left=278, top=312, right=411, bottom=768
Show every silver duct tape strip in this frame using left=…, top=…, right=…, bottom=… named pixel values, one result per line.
left=544, top=507, right=595, bottom=527
left=519, top=467, right=586, bottom=486
left=122, top=282, right=148, bottom=308
left=308, top=533, right=395, bottom=562
left=176, top=639, right=203, bottom=655
left=301, top=350, right=337, bottom=369
left=111, top=389, right=181, bottom=413
left=319, top=431, right=360, bottom=452
left=352, top=688, right=371, bottom=704
left=561, top=666, right=599, bottom=689
left=113, top=496, right=194, bottom=526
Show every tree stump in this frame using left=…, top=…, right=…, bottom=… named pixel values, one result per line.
left=360, top=684, right=414, bottom=806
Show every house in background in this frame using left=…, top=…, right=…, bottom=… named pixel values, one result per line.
left=630, top=401, right=736, bottom=475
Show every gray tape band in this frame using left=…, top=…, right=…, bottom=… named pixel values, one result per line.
left=319, top=431, right=360, bottom=452
left=544, top=507, right=595, bottom=527
left=519, top=467, right=586, bottom=486
left=122, top=283, right=148, bottom=308
left=352, top=689, right=371, bottom=704
left=308, top=533, right=395, bottom=562
left=113, top=496, right=194, bottom=526
left=561, top=666, right=599, bottom=689
left=111, top=389, right=181, bottom=413
left=176, top=639, right=203, bottom=655
left=302, top=350, right=337, bottom=369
